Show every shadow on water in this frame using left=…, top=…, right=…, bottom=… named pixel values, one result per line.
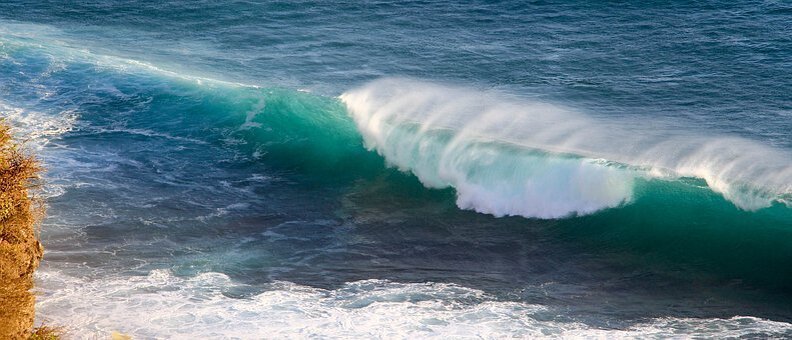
left=52, top=163, right=791, bottom=328
left=38, top=109, right=792, bottom=328
left=302, top=171, right=792, bottom=327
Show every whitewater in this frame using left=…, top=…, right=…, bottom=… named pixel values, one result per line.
left=1, top=1, right=791, bottom=338
left=342, top=78, right=792, bottom=217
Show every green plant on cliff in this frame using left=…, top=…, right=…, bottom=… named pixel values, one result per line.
left=28, top=324, right=62, bottom=340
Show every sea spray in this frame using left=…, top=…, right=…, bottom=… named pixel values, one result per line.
left=341, top=78, right=792, bottom=216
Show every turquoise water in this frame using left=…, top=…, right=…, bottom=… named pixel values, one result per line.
left=1, top=1, right=791, bottom=338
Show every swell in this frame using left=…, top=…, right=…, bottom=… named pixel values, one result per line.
left=2, top=28, right=791, bottom=220
left=3, top=22, right=792, bottom=289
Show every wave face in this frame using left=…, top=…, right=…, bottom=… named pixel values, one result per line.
left=342, top=78, right=792, bottom=218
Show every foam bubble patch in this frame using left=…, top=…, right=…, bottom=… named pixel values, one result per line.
left=35, top=269, right=792, bottom=339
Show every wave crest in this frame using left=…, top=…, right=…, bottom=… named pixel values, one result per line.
left=341, top=78, right=792, bottom=218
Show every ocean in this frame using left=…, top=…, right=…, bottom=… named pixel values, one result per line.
left=1, top=1, right=791, bottom=338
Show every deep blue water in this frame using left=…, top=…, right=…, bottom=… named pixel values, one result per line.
left=1, top=1, right=791, bottom=338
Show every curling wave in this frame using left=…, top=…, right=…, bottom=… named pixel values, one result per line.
left=2, top=25, right=790, bottom=220
left=341, top=78, right=792, bottom=218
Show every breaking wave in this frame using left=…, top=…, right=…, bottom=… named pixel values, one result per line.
left=341, top=78, right=792, bottom=218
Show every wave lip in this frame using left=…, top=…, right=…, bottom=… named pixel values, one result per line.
left=341, top=78, right=792, bottom=218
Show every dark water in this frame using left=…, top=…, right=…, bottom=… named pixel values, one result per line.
left=1, top=1, right=791, bottom=338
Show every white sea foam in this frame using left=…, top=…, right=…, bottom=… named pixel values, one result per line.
left=0, top=101, right=80, bottom=199
left=0, top=101, right=78, bottom=146
left=341, top=78, right=792, bottom=217
left=35, top=269, right=792, bottom=339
